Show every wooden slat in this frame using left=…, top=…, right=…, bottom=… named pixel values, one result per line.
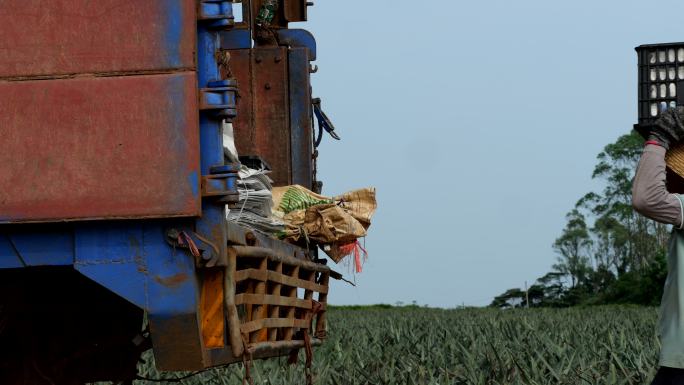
left=283, top=266, right=299, bottom=341
left=245, top=280, right=255, bottom=323
left=316, top=272, right=330, bottom=337
left=234, top=269, right=328, bottom=293
left=235, top=268, right=267, bottom=282
left=303, top=270, right=315, bottom=301
left=241, top=318, right=309, bottom=335
left=231, top=246, right=330, bottom=273
left=268, top=262, right=283, bottom=341
left=251, top=258, right=269, bottom=343
left=235, top=294, right=312, bottom=309
left=225, top=246, right=244, bottom=357
left=300, top=270, right=315, bottom=323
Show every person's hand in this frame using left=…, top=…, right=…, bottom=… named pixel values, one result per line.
left=651, top=106, right=684, bottom=150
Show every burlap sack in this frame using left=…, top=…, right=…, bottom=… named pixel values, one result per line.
left=282, top=204, right=367, bottom=244
left=272, top=185, right=377, bottom=245
left=272, top=185, right=333, bottom=215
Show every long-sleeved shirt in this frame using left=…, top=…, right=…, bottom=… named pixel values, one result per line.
left=633, top=144, right=684, bottom=368
left=632, top=144, right=683, bottom=228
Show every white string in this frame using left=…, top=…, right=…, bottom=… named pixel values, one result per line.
left=235, top=187, right=250, bottom=225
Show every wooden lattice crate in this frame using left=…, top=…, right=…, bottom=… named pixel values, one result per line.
left=225, top=245, right=329, bottom=356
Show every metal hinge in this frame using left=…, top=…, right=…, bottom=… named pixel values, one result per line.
left=202, top=164, right=240, bottom=205
left=199, top=79, right=238, bottom=120
left=198, top=0, right=235, bottom=29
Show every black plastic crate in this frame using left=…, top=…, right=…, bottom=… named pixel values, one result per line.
left=636, top=43, right=684, bottom=127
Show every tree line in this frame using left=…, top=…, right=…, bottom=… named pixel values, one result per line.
left=491, top=131, right=670, bottom=308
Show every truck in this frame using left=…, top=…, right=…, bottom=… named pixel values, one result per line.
left=0, top=1, right=336, bottom=383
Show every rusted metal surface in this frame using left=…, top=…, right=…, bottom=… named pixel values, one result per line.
left=283, top=0, right=309, bottom=23
left=230, top=246, right=329, bottom=272
left=206, top=338, right=322, bottom=366
left=231, top=47, right=293, bottom=186
left=0, top=73, right=201, bottom=222
left=0, top=0, right=196, bottom=78
left=288, top=47, right=314, bottom=188
left=226, top=221, right=309, bottom=260
left=227, top=41, right=315, bottom=189
left=149, top=313, right=205, bottom=371
left=244, top=0, right=310, bottom=29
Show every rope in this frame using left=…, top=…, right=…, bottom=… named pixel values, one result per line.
left=235, top=187, right=250, bottom=226
left=241, top=333, right=255, bottom=385
left=286, top=301, right=323, bottom=385
left=177, top=231, right=200, bottom=258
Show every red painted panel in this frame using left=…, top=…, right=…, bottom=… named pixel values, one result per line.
left=0, top=73, right=201, bottom=222
left=0, top=0, right=196, bottom=78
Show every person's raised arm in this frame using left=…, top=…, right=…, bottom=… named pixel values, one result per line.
left=632, top=144, right=682, bottom=226
left=632, top=107, right=684, bottom=227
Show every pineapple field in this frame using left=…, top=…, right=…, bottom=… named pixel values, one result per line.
left=132, top=305, right=662, bottom=385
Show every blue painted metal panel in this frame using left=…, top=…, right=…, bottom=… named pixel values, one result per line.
left=73, top=222, right=202, bottom=313
left=0, top=230, right=74, bottom=268
left=162, top=0, right=186, bottom=69
left=144, top=224, right=205, bottom=370
left=10, top=232, right=74, bottom=266
left=73, top=221, right=205, bottom=369
left=196, top=21, right=229, bottom=265
left=199, top=0, right=235, bottom=29
left=275, top=29, right=317, bottom=60
left=220, top=29, right=252, bottom=50
left=74, top=223, right=147, bottom=308
left=0, top=236, right=24, bottom=268
left=144, top=225, right=199, bottom=316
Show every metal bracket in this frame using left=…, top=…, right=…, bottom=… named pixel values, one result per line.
left=165, top=228, right=226, bottom=268
left=275, top=29, right=317, bottom=61
left=199, top=79, right=238, bottom=120
left=201, top=164, right=240, bottom=204
left=198, top=0, right=235, bottom=29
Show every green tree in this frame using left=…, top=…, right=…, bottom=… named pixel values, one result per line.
left=553, top=209, right=592, bottom=288
left=535, top=272, right=565, bottom=302
left=492, top=131, right=671, bottom=307
left=578, top=131, right=668, bottom=275
left=490, top=288, right=525, bottom=309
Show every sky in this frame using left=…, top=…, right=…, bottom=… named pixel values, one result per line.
left=287, top=0, right=684, bottom=308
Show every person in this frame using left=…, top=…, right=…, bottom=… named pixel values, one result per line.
left=633, top=107, right=684, bottom=385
